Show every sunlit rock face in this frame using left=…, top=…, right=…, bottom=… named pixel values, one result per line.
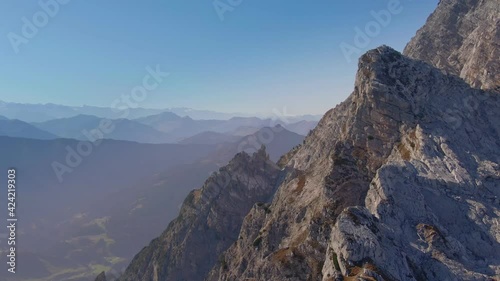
left=208, top=44, right=500, bottom=281
left=404, top=0, right=500, bottom=93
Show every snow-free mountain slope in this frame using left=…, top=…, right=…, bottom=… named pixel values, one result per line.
left=209, top=46, right=500, bottom=280
left=404, top=0, right=500, bottom=93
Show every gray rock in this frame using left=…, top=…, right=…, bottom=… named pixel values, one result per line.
left=404, top=0, right=500, bottom=93
left=208, top=45, right=500, bottom=280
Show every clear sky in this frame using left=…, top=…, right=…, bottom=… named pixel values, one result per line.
left=0, top=0, right=438, bottom=116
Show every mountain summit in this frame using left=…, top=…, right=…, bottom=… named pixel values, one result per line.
left=208, top=45, right=499, bottom=280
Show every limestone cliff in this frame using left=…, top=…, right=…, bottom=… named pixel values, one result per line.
left=404, top=0, right=499, bottom=93
left=208, top=45, right=499, bottom=281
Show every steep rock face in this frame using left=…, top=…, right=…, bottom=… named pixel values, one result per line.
left=208, top=46, right=500, bottom=281
left=118, top=147, right=281, bottom=281
left=404, top=0, right=500, bottom=93
left=207, top=46, right=407, bottom=281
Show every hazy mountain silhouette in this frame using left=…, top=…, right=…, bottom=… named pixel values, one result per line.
left=227, top=126, right=261, bottom=136
left=0, top=135, right=217, bottom=281
left=283, top=120, right=318, bottom=135
left=32, top=114, right=175, bottom=143
left=0, top=101, right=168, bottom=122
left=179, top=131, right=241, bottom=145
left=137, top=113, right=314, bottom=140
left=206, top=125, right=305, bottom=164
left=0, top=100, right=280, bottom=123
left=0, top=118, right=59, bottom=140
left=134, top=112, right=207, bottom=139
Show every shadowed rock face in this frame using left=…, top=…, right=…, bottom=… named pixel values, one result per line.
left=95, top=272, right=107, bottom=281
left=404, top=0, right=500, bottom=93
left=207, top=46, right=500, bottom=281
left=118, top=146, right=282, bottom=281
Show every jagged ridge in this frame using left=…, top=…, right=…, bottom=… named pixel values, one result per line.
left=404, top=0, right=499, bottom=93
left=117, top=146, right=282, bottom=281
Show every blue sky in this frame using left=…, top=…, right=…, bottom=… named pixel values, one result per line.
left=0, top=0, right=438, bottom=116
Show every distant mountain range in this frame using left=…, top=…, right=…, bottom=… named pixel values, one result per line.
left=179, top=131, right=241, bottom=145
left=0, top=100, right=322, bottom=122
left=0, top=103, right=319, bottom=144
left=135, top=112, right=317, bottom=141
left=205, top=125, right=305, bottom=164
left=0, top=101, right=164, bottom=122
left=0, top=118, right=58, bottom=140
left=0, top=112, right=318, bottom=144
left=32, top=114, right=175, bottom=143
left=0, top=136, right=216, bottom=281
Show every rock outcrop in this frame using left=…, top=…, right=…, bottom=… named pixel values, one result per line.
left=118, top=146, right=282, bottom=281
left=404, top=0, right=499, bottom=93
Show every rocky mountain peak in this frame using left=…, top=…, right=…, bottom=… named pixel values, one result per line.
left=117, top=147, right=282, bottom=281
left=404, top=0, right=500, bottom=92
left=208, top=37, right=500, bottom=281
